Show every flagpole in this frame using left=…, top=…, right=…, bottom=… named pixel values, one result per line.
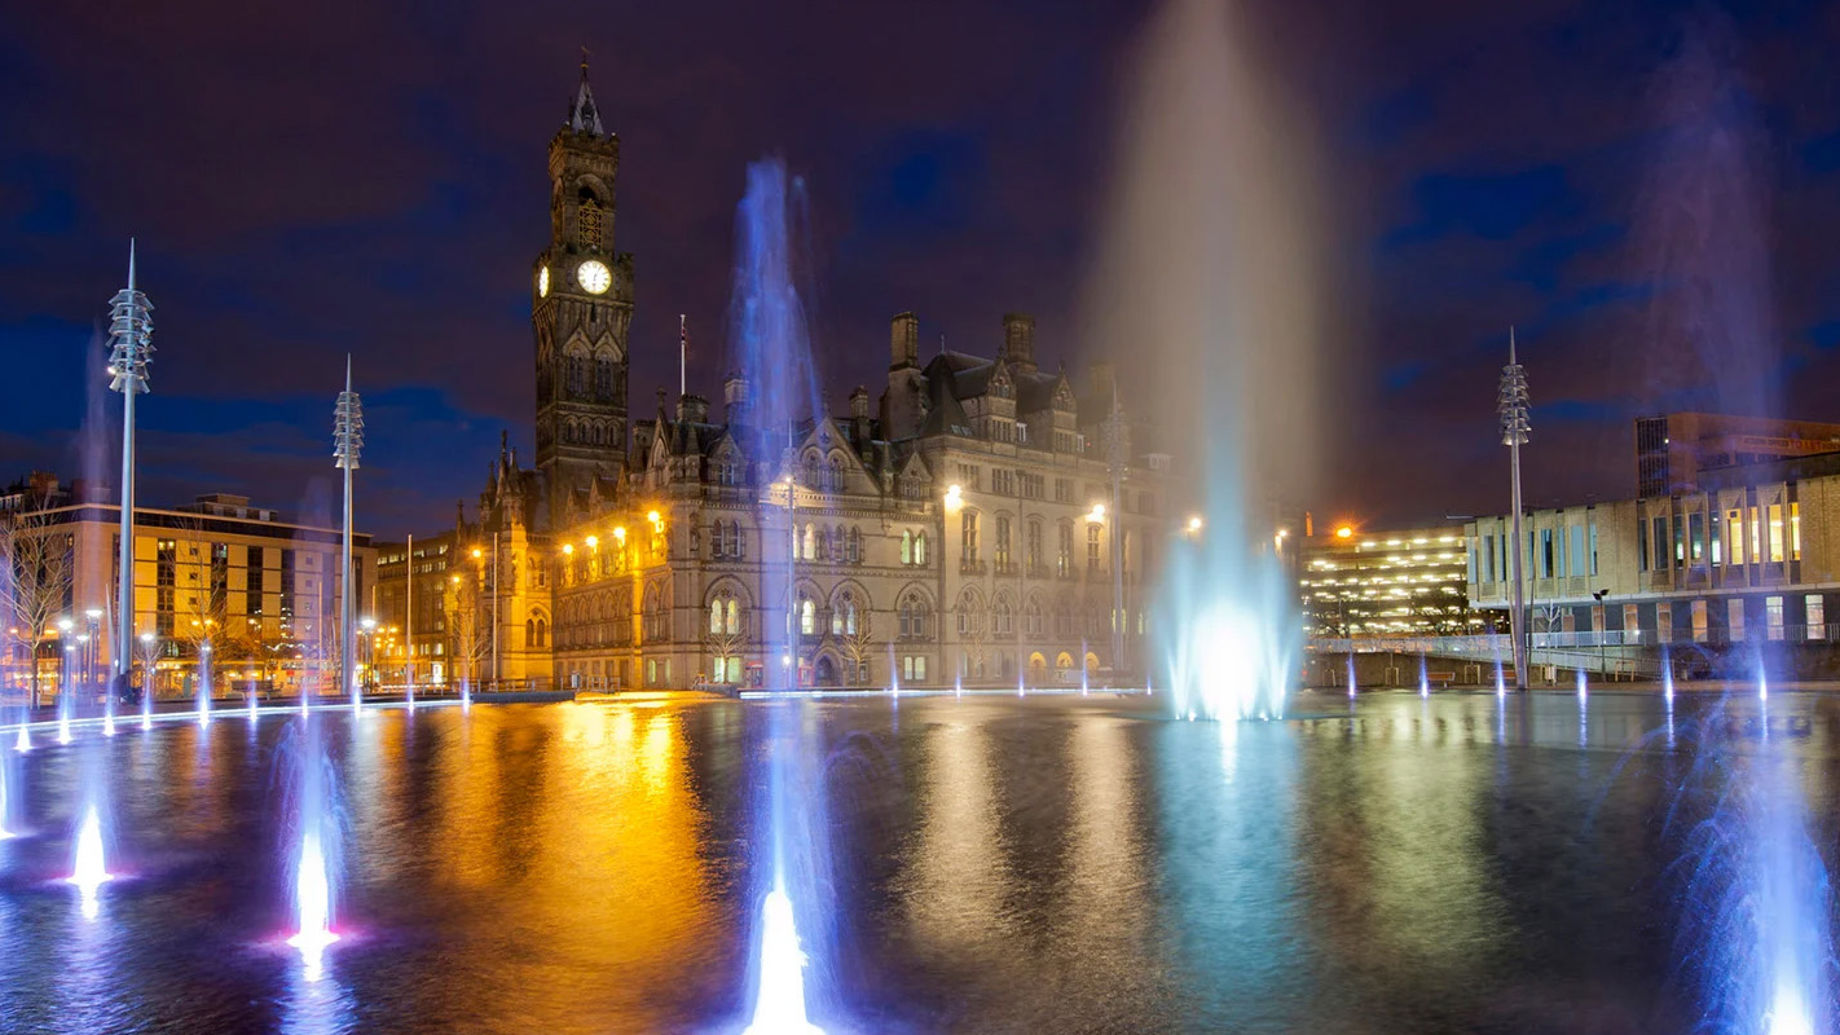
left=679, top=314, right=687, bottom=397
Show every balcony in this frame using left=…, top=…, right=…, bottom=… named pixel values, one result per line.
left=959, top=560, right=988, bottom=576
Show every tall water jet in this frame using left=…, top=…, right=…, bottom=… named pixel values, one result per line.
left=67, top=804, right=111, bottom=920
left=15, top=722, right=29, bottom=753
left=1090, top=0, right=1328, bottom=722
left=0, top=752, right=13, bottom=838
left=1663, top=645, right=1675, bottom=703
left=730, top=158, right=832, bottom=1033
left=1418, top=655, right=1430, bottom=698
left=284, top=716, right=343, bottom=982
left=197, top=643, right=213, bottom=726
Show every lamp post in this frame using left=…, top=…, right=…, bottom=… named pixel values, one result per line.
left=107, top=243, right=153, bottom=700
left=359, top=616, right=376, bottom=692
left=1102, top=390, right=1127, bottom=683
left=138, top=631, right=156, bottom=702
left=1498, top=328, right=1531, bottom=691
left=333, top=357, right=364, bottom=710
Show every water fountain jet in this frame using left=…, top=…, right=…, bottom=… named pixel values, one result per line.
left=67, top=804, right=111, bottom=920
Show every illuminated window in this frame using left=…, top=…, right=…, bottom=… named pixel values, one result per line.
left=1767, top=503, right=1784, bottom=564
left=1791, top=502, right=1802, bottom=560
left=579, top=196, right=603, bottom=249
left=1767, top=595, right=1785, bottom=641
left=901, top=531, right=912, bottom=565
left=962, top=512, right=979, bottom=563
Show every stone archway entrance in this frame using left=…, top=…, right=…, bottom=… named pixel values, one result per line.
left=815, top=655, right=838, bottom=687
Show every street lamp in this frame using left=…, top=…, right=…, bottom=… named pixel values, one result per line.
left=138, top=631, right=156, bottom=701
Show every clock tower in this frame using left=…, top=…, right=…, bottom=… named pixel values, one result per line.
left=532, top=57, right=633, bottom=523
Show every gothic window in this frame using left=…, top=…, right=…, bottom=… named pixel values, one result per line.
left=901, top=531, right=913, bottom=565
left=899, top=591, right=930, bottom=640
left=578, top=193, right=604, bottom=249
left=828, top=455, right=845, bottom=492
left=801, top=523, right=816, bottom=561
left=596, top=356, right=616, bottom=400
left=1058, top=522, right=1075, bottom=577
left=1027, top=520, right=1044, bottom=572
left=799, top=594, right=817, bottom=636
left=803, top=451, right=820, bottom=488
left=915, top=532, right=928, bottom=566
left=567, top=353, right=586, bottom=397
left=995, top=516, right=1012, bottom=567
left=709, top=591, right=742, bottom=636
left=1023, top=598, right=1043, bottom=637
left=961, top=512, right=979, bottom=563
left=848, top=527, right=861, bottom=564
left=1088, top=524, right=1102, bottom=571
left=831, top=591, right=858, bottom=637
left=993, top=597, right=1013, bottom=636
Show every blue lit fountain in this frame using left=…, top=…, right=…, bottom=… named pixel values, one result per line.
left=730, top=157, right=833, bottom=1034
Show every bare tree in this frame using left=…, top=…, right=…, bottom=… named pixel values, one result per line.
left=706, top=627, right=746, bottom=686
left=0, top=510, right=75, bottom=708
left=446, top=570, right=492, bottom=692
left=957, top=605, right=991, bottom=686
left=838, top=609, right=878, bottom=686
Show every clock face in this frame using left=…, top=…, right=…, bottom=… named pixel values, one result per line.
left=578, top=259, right=611, bottom=295
left=537, top=266, right=550, bottom=297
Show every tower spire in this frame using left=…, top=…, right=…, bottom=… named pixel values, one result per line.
left=568, top=48, right=608, bottom=137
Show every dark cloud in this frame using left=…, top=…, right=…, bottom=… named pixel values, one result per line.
left=2, top=0, right=1839, bottom=535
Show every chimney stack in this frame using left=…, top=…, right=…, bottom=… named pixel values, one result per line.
left=723, top=373, right=750, bottom=424
left=891, top=311, right=920, bottom=368
left=1001, top=313, right=1036, bottom=372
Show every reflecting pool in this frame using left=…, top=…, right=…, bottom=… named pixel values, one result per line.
left=0, top=690, right=1833, bottom=1032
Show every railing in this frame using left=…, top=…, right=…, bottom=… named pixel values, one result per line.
left=1310, top=624, right=1839, bottom=655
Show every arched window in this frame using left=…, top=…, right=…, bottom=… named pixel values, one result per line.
left=732, top=521, right=745, bottom=559
left=578, top=193, right=604, bottom=249
left=596, top=356, right=616, bottom=400
left=1026, top=520, right=1044, bottom=571
left=848, top=526, right=861, bottom=564
left=961, top=512, right=979, bottom=562
left=995, top=516, right=1012, bottom=567
left=899, top=592, right=930, bottom=640
left=526, top=617, right=536, bottom=647
left=709, top=591, right=743, bottom=636
left=915, top=532, right=928, bottom=566
left=1087, top=524, right=1102, bottom=570
left=993, top=597, right=1013, bottom=636
left=799, top=595, right=816, bottom=636
left=801, top=523, right=816, bottom=561
left=1024, top=598, right=1043, bottom=636
left=831, top=591, right=858, bottom=637
left=828, top=455, right=844, bottom=492
left=901, top=531, right=913, bottom=565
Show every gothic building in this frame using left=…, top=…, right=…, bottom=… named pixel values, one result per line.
left=377, top=63, right=1172, bottom=691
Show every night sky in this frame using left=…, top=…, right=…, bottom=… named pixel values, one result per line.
left=3, top=1, right=1839, bottom=537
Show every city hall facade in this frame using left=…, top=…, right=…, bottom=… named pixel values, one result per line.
left=378, top=67, right=1173, bottom=691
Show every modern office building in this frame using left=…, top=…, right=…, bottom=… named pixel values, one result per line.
left=1468, top=452, right=1840, bottom=662
left=1634, top=412, right=1840, bottom=497
left=0, top=474, right=375, bottom=700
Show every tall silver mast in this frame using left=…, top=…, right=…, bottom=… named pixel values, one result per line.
left=1498, top=328, right=1532, bottom=690
left=106, top=241, right=154, bottom=693
left=333, top=356, right=365, bottom=709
